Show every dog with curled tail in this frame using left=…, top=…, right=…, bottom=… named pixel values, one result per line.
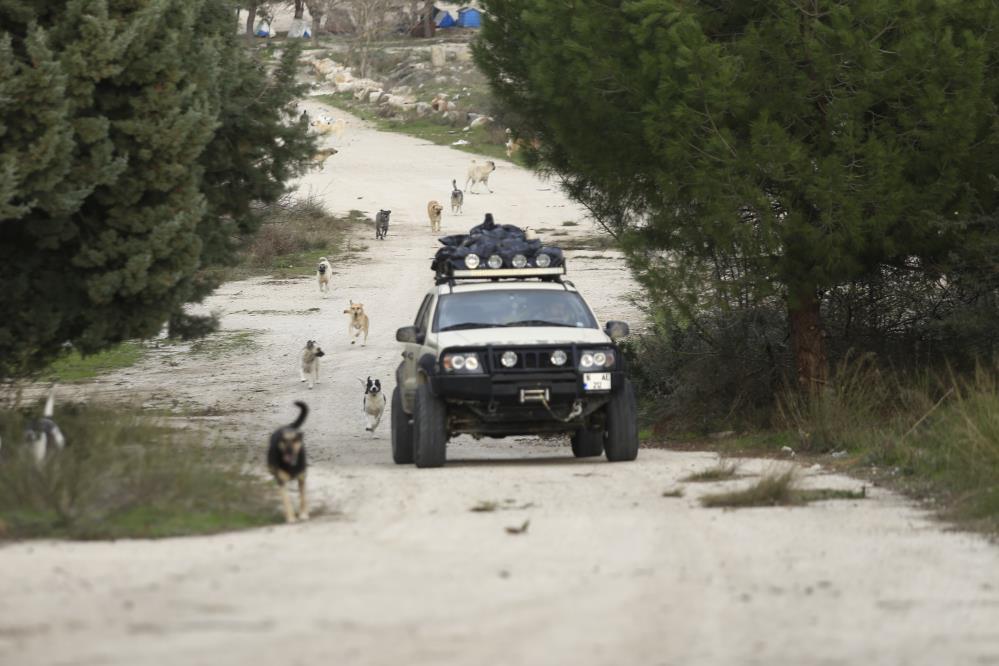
left=267, top=401, right=309, bottom=523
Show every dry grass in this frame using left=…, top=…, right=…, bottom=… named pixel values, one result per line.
left=701, top=467, right=866, bottom=509
left=0, top=404, right=278, bottom=539
left=682, top=461, right=740, bottom=482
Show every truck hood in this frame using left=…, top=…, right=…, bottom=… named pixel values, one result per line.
left=437, top=327, right=612, bottom=349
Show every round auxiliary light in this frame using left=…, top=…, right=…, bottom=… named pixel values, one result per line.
left=512, top=254, right=528, bottom=269
left=550, top=350, right=567, bottom=366
left=464, top=355, right=479, bottom=371
left=464, top=253, right=481, bottom=269
left=501, top=351, right=518, bottom=368
left=487, top=254, right=503, bottom=269
left=593, top=351, right=607, bottom=367
left=580, top=352, right=595, bottom=368
left=451, top=355, right=466, bottom=370
left=535, top=253, right=552, bottom=268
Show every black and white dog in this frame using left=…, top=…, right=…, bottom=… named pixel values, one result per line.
left=267, top=401, right=309, bottom=523
left=450, top=179, right=464, bottom=214
left=24, top=386, right=67, bottom=466
left=375, top=209, right=391, bottom=240
left=363, top=377, right=387, bottom=433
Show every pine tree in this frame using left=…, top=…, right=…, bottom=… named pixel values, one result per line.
left=0, top=0, right=313, bottom=376
left=476, top=0, right=999, bottom=392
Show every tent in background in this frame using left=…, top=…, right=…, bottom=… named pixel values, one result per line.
left=456, top=7, right=483, bottom=28
left=436, top=10, right=456, bottom=28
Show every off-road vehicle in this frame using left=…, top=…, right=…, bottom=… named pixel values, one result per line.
left=391, top=218, right=638, bottom=468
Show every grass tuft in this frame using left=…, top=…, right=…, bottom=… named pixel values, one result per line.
left=701, top=467, right=866, bottom=509
left=682, top=461, right=740, bottom=483
left=662, top=488, right=685, bottom=498
left=0, top=404, right=279, bottom=539
left=42, top=342, right=146, bottom=382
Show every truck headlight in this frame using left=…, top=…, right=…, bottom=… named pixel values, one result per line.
left=443, top=352, right=482, bottom=373
left=579, top=349, right=615, bottom=369
left=487, top=254, right=503, bottom=269
left=535, top=253, right=552, bottom=268
left=464, top=253, right=480, bottom=269
left=512, top=254, right=527, bottom=268
left=550, top=349, right=567, bottom=366
left=500, top=350, right=518, bottom=368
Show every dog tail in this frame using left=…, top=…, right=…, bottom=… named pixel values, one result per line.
left=290, top=401, right=309, bottom=429
left=43, top=385, right=56, bottom=418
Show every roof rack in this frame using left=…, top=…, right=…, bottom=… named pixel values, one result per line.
left=434, top=264, right=567, bottom=285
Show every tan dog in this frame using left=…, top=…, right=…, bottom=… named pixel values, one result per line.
left=310, top=147, right=338, bottom=171
left=343, top=301, right=369, bottom=346
left=427, top=200, right=444, bottom=233
left=465, top=159, right=496, bottom=193
left=316, top=256, right=332, bottom=296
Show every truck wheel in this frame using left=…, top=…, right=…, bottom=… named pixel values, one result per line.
left=414, top=383, right=447, bottom=468
left=391, top=387, right=414, bottom=464
left=571, top=426, right=603, bottom=457
left=604, top=379, right=639, bottom=462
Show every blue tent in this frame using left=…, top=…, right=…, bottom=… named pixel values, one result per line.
left=436, top=11, right=456, bottom=28
left=456, top=7, right=482, bottom=28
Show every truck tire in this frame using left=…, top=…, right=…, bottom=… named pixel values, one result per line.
left=604, top=379, right=639, bottom=462
left=414, top=383, right=447, bottom=468
left=391, top=387, right=414, bottom=464
left=571, top=426, right=604, bottom=457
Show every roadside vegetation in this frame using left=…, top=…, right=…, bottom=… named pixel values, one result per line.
left=700, top=468, right=867, bottom=509
left=0, top=404, right=278, bottom=540
left=41, top=342, right=147, bottom=383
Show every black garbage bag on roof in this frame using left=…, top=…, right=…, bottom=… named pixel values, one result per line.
left=432, top=213, right=553, bottom=273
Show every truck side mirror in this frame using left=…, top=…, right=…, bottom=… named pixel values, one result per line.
left=396, top=326, right=420, bottom=343
left=605, top=321, right=630, bottom=340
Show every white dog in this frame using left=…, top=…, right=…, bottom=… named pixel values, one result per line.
left=299, top=341, right=326, bottom=389
left=465, top=159, right=496, bottom=193
left=362, top=377, right=387, bottom=433
left=316, top=257, right=332, bottom=296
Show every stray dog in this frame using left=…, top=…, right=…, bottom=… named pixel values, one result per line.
left=299, top=340, right=326, bottom=389
left=24, top=385, right=67, bottom=466
left=310, top=147, right=338, bottom=171
left=450, top=179, right=463, bottom=214
left=465, top=159, right=496, bottom=193
left=316, top=256, right=332, bottom=295
left=343, top=301, right=369, bottom=346
left=427, top=200, right=444, bottom=233
left=362, top=377, right=387, bottom=433
left=267, top=401, right=309, bottom=523
left=375, top=209, right=390, bottom=240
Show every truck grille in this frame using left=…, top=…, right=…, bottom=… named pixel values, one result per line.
left=490, top=347, right=574, bottom=373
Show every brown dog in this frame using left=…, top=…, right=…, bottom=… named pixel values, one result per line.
left=343, top=301, right=369, bottom=346
left=427, top=200, right=444, bottom=233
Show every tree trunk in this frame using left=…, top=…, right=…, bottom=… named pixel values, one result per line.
left=311, top=13, right=321, bottom=45
left=245, top=5, right=257, bottom=37
left=294, top=0, right=305, bottom=20
left=788, top=287, right=828, bottom=396
left=423, top=0, right=433, bottom=38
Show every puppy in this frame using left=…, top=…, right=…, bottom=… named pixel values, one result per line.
left=343, top=301, right=369, bottom=346
left=299, top=340, right=326, bottom=389
left=316, top=256, right=332, bottom=295
left=375, top=209, right=391, bottom=240
left=362, top=377, right=387, bottom=433
left=427, top=200, right=444, bottom=233
left=267, top=401, right=309, bottom=523
left=450, top=179, right=463, bottom=214
left=24, top=385, right=67, bottom=466
left=465, top=159, right=496, bottom=193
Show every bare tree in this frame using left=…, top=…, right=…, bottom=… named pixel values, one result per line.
left=345, top=0, right=397, bottom=78
left=304, top=0, right=345, bottom=45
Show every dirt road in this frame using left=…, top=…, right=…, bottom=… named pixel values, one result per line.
left=1, top=105, right=998, bottom=666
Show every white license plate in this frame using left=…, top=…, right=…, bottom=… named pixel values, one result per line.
left=583, top=372, right=612, bottom=391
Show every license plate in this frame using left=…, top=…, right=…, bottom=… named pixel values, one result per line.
left=583, top=372, right=612, bottom=391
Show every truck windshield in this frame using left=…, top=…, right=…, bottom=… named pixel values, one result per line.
left=435, top=290, right=598, bottom=331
